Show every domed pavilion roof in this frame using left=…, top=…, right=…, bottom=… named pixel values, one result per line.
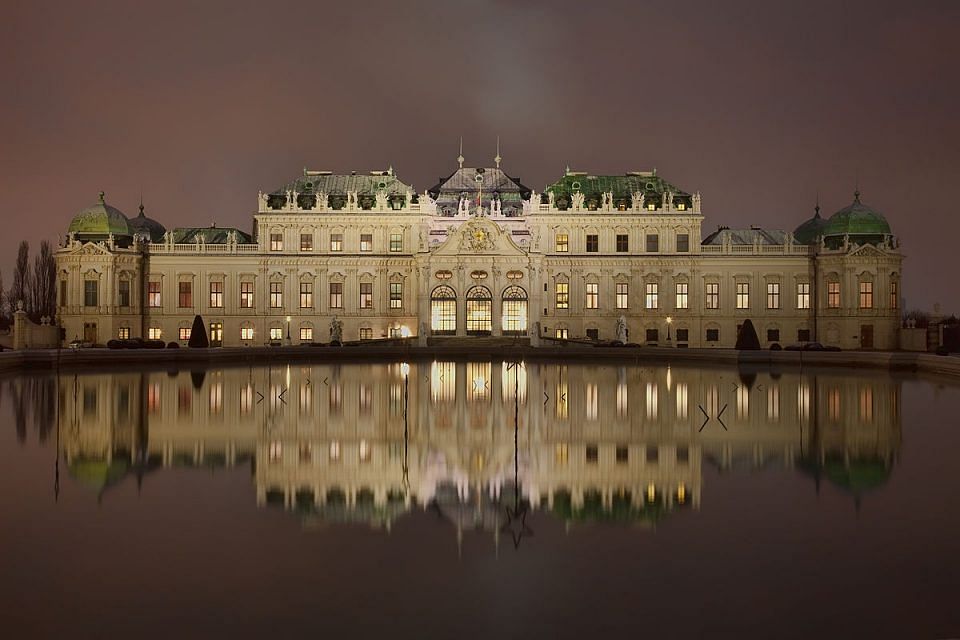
left=793, top=204, right=828, bottom=245
left=68, top=192, right=132, bottom=238
left=822, top=192, right=892, bottom=239
left=128, top=202, right=166, bottom=242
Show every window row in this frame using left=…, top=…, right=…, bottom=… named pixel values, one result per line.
left=144, top=280, right=404, bottom=310
left=267, top=231, right=404, bottom=253
left=554, top=232, right=689, bottom=253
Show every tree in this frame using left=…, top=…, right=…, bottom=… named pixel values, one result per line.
left=735, top=319, right=761, bottom=350
left=31, top=240, right=57, bottom=322
left=188, top=315, right=209, bottom=348
left=10, top=241, right=29, bottom=315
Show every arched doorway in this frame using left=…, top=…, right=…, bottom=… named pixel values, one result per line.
left=431, top=285, right=457, bottom=335
left=466, top=286, right=492, bottom=336
left=501, top=285, right=528, bottom=336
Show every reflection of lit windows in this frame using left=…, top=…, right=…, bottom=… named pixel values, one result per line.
left=269, top=441, right=282, bottom=463
left=148, top=382, right=161, bottom=414
left=431, top=361, right=456, bottom=404
left=797, top=383, right=810, bottom=421
left=645, top=382, right=658, bottom=420
left=299, top=384, right=312, bottom=414
left=555, top=443, right=569, bottom=465
left=676, top=383, right=688, bottom=420
left=240, top=384, right=253, bottom=414
left=329, top=384, right=342, bottom=413
left=646, top=446, right=659, bottom=463
left=585, top=445, right=599, bottom=464
left=359, top=440, right=372, bottom=463
left=617, top=382, right=628, bottom=418
left=389, top=383, right=403, bottom=416
left=209, top=382, right=222, bottom=414
left=501, top=362, right=527, bottom=404
left=178, top=386, right=191, bottom=415
left=706, top=385, right=720, bottom=417
left=556, top=380, right=568, bottom=419
left=677, top=484, right=687, bottom=504
left=299, top=443, right=312, bottom=463
left=586, top=383, right=598, bottom=420
left=616, top=445, right=628, bottom=464
left=329, top=441, right=341, bottom=462
left=767, top=385, right=780, bottom=421
left=677, top=447, right=689, bottom=463
left=468, top=362, right=491, bottom=402
left=359, top=384, right=372, bottom=414
left=828, top=388, right=841, bottom=421
left=859, top=387, right=874, bottom=423
left=737, top=385, right=749, bottom=419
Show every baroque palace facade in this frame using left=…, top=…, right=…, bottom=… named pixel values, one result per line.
left=55, top=157, right=903, bottom=348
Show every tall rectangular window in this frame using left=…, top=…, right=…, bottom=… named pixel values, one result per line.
left=766, top=282, right=780, bottom=309
left=300, top=327, right=313, bottom=342
left=616, top=234, right=629, bottom=252
left=675, top=283, right=689, bottom=309
left=270, top=233, right=283, bottom=251
left=705, top=282, right=719, bottom=309
left=646, top=233, right=659, bottom=253
left=859, top=281, right=873, bottom=309
left=736, top=282, right=750, bottom=309
left=645, top=283, right=659, bottom=310
left=555, top=283, right=569, bottom=309
left=270, top=282, right=283, bottom=308
left=555, top=233, right=568, bottom=252
left=84, top=280, right=99, bottom=307
left=118, top=280, right=130, bottom=307
left=586, top=234, right=599, bottom=252
left=360, top=233, right=373, bottom=252
left=676, top=233, right=690, bottom=253
left=300, top=233, right=313, bottom=251
left=209, top=281, right=223, bottom=308
left=330, top=233, right=343, bottom=252
left=240, top=281, right=254, bottom=308
left=616, top=283, right=628, bottom=309
left=360, top=282, right=373, bottom=309
left=390, top=233, right=403, bottom=252
left=178, top=281, right=192, bottom=308
left=148, top=281, right=161, bottom=308
left=890, top=280, right=898, bottom=309
left=828, top=282, right=841, bottom=308
left=390, top=282, right=403, bottom=309
left=797, top=282, right=810, bottom=310
left=329, top=283, right=343, bottom=309
left=585, top=283, right=599, bottom=309
left=300, top=282, right=313, bottom=308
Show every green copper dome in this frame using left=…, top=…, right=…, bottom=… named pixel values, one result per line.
left=822, top=193, right=892, bottom=239
left=793, top=206, right=828, bottom=245
left=128, top=202, right=166, bottom=242
left=68, top=192, right=132, bottom=238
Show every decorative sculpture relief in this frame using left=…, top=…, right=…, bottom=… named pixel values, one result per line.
left=329, top=316, right=343, bottom=344
left=571, top=192, right=585, bottom=210
left=616, top=316, right=628, bottom=343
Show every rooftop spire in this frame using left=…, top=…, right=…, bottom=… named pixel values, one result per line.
left=98, top=191, right=105, bottom=203
left=815, top=192, right=820, bottom=218
left=457, top=136, right=464, bottom=169
left=494, top=136, right=502, bottom=168
left=139, top=189, right=145, bottom=217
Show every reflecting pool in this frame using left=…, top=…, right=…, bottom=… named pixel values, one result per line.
left=2, top=362, right=959, bottom=638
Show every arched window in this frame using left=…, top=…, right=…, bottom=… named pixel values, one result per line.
left=466, top=286, right=492, bottom=335
left=501, top=286, right=528, bottom=336
left=431, top=285, right=457, bottom=335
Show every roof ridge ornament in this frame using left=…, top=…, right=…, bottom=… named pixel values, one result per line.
left=457, top=136, right=464, bottom=169
left=494, top=136, right=502, bottom=168
left=98, top=191, right=105, bottom=203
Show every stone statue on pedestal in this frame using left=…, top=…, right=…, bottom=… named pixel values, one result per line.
left=616, top=316, right=628, bottom=343
left=329, top=316, right=343, bottom=344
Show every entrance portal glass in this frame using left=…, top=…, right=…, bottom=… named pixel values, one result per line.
left=501, top=286, right=528, bottom=336
left=431, top=285, right=457, bottom=335
left=466, top=286, right=492, bottom=336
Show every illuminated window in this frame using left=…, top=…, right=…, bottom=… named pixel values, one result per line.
left=240, top=326, right=254, bottom=341
left=431, top=286, right=456, bottom=334
left=675, top=283, right=688, bottom=309
left=646, top=233, right=659, bottom=252
left=766, top=282, right=780, bottom=309
left=797, top=282, right=810, bottom=310
left=299, top=327, right=313, bottom=342
left=555, top=282, right=569, bottom=309
left=616, top=234, right=629, bottom=252
left=359, top=327, right=373, bottom=340
left=676, top=233, right=690, bottom=252
left=268, top=282, right=281, bottom=308
left=736, top=283, right=750, bottom=309
left=300, top=233, right=313, bottom=251
left=329, top=282, right=343, bottom=309
left=240, top=281, right=254, bottom=308
left=890, top=280, right=898, bottom=309
left=646, top=202, right=656, bottom=211
left=117, top=327, right=130, bottom=340
left=148, top=327, right=162, bottom=340
left=300, top=282, right=313, bottom=308
left=210, top=281, right=223, bottom=308
left=555, top=328, right=568, bottom=339
left=270, top=233, right=283, bottom=251
left=269, top=327, right=282, bottom=341
left=828, top=281, right=841, bottom=308
left=645, top=283, right=658, bottom=310
left=179, top=327, right=191, bottom=341
left=330, top=233, right=343, bottom=252
left=360, top=282, right=373, bottom=309
left=705, top=282, right=719, bottom=309
left=178, top=281, right=192, bottom=308
left=390, top=233, right=403, bottom=252
left=118, top=280, right=130, bottom=307
left=390, top=282, right=403, bottom=309
left=859, top=281, right=873, bottom=309
left=586, top=234, right=599, bottom=252
left=148, top=281, right=161, bottom=308
left=466, top=287, right=492, bottom=335
left=555, top=233, right=569, bottom=252
left=583, top=282, right=598, bottom=309
left=360, top=233, right=373, bottom=252
left=616, top=282, right=629, bottom=309
left=676, top=202, right=687, bottom=211
left=501, top=286, right=527, bottom=335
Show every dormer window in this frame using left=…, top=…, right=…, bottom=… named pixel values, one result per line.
left=647, top=202, right=657, bottom=211
left=676, top=202, right=686, bottom=211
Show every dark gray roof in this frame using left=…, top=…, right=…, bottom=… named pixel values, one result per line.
left=702, top=228, right=792, bottom=246
left=172, top=226, right=254, bottom=244
left=271, top=170, right=413, bottom=197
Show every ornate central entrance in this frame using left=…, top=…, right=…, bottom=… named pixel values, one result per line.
left=501, top=285, right=527, bottom=336
left=431, top=285, right=457, bottom=335
left=466, top=286, right=492, bottom=335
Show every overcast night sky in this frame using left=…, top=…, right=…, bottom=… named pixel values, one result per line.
left=2, top=0, right=958, bottom=312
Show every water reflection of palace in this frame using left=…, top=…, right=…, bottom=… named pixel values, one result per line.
left=50, top=362, right=901, bottom=535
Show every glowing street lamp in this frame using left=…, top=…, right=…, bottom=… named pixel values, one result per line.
left=285, top=315, right=291, bottom=344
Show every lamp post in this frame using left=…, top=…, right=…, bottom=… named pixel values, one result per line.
left=285, top=315, right=291, bottom=345
left=666, top=316, right=673, bottom=344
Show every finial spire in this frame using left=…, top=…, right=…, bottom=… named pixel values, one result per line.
left=98, top=191, right=105, bottom=203
left=139, top=188, right=145, bottom=217
left=815, top=192, right=820, bottom=217
left=457, top=136, right=464, bottom=169
left=494, top=136, right=501, bottom=168
left=854, top=171, right=860, bottom=202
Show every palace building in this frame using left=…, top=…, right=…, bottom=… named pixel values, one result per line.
left=54, top=155, right=903, bottom=349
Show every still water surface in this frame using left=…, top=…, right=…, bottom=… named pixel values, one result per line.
left=1, top=361, right=959, bottom=638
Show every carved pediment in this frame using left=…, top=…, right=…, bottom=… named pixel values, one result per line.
left=847, top=244, right=889, bottom=258
left=69, top=241, right=115, bottom=256
left=432, top=218, right=526, bottom=257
